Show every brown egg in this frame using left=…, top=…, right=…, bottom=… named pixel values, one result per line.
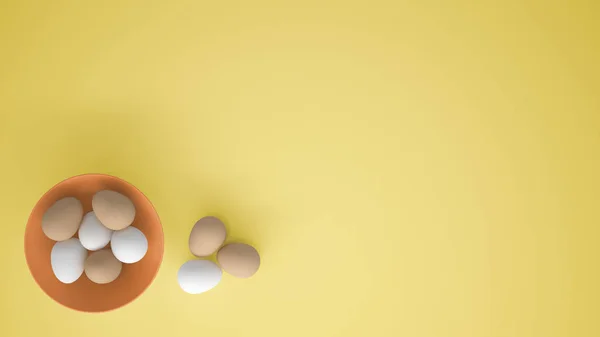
left=84, top=249, right=122, bottom=284
left=217, top=243, right=260, bottom=278
left=41, top=197, right=83, bottom=241
left=189, top=216, right=227, bottom=257
left=92, top=190, right=136, bottom=230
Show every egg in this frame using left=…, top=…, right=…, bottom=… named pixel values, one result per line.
left=84, top=249, right=122, bottom=284
left=51, top=238, right=87, bottom=284
left=92, top=190, right=136, bottom=230
left=177, top=260, right=222, bottom=294
left=78, top=211, right=113, bottom=251
left=217, top=243, right=260, bottom=278
left=110, top=226, right=148, bottom=263
left=188, top=216, right=227, bottom=257
left=42, top=197, right=83, bottom=241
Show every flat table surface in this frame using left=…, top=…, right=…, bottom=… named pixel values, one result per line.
left=1, top=1, right=599, bottom=337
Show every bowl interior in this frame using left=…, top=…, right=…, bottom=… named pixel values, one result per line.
left=24, top=174, right=164, bottom=313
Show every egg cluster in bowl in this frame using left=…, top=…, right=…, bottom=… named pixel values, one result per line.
left=24, top=174, right=164, bottom=313
left=43, top=190, right=148, bottom=284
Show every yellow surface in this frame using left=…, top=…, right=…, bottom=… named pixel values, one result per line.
left=0, top=1, right=599, bottom=336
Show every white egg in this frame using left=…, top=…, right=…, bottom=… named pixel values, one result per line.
left=50, top=238, right=87, bottom=284
left=78, top=211, right=113, bottom=251
left=177, top=260, right=222, bottom=294
left=110, top=226, right=148, bottom=263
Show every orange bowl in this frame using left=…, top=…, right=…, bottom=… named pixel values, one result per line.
left=24, top=174, right=164, bottom=313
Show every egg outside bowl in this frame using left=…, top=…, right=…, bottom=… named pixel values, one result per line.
left=24, top=174, right=164, bottom=313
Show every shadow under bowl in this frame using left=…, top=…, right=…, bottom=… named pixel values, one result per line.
left=24, top=174, right=164, bottom=313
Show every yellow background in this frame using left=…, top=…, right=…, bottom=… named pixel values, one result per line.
left=1, top=1, right=599, bottom=336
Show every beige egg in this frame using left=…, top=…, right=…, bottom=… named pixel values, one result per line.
left=92, top=190, right=135, bottom=230
left=217, top=243, right=260, bottom=278
left=84, top=249, right=122, bottom=284
left=41, top=197, right=83, bottom=241
left=189, top=216, right=227, bottom=257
